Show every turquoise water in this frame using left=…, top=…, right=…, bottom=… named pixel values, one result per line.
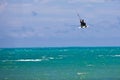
left=0, top=47, right=120, bottom=80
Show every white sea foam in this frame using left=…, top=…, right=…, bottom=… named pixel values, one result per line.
left=98, top=54, right=120, bottom=58
left=77, top=72, right=87, bottom=75
left=111, top=55, right=120, bottom=57
left=2, top=59, right=43, bottom=62
left=1, top=55, right=65, bottom=62
left=16, top=59, right=42, bottom=62
left=87, top=64, right=94, bottom=67
left=49, top=57, right=54, bottom=60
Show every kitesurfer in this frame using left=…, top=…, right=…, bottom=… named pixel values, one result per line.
left=80, top=19, right=87, bottom=28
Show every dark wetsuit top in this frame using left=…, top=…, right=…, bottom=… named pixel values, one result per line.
left=80, top=20, right=87, bottom=28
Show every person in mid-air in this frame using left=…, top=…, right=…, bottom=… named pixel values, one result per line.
left=80, top=19, right=87, bottom=28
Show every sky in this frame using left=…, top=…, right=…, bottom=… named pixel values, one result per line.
left=0, top=0, right=120, bottom=48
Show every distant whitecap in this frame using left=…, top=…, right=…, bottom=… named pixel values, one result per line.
left=49, top=57, right=54, bottom=60
left=87, top=64, right=94, bottom=67
left=77, top=72, right=87, bottom=75
left=2, top=59, right=43, bottom=62
left=111, top=55, right=120, bottom=57
left=16, top=59, right=42, bottom=62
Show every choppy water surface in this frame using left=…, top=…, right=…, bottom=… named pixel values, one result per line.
left=0, top=47, right=120, bottom=80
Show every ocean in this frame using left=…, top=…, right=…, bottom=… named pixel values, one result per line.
left=0, top=47, right=120, bottom=80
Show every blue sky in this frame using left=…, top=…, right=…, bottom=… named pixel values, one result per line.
left=0, top=0, right=120, bottom=47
